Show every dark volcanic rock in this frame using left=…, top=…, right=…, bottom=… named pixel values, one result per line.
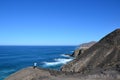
left=61, top=29, right=120, bottom=73
left=71, top=41, right=96, bottom=57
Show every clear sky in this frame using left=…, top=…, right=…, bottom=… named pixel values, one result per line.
left=0, top=0, right=120, bottom=45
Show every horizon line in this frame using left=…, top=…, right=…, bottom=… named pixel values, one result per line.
left=0, top=45, right=78, bottom=46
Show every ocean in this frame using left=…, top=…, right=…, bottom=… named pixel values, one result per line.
left=0, top=46, right=76, bottom=80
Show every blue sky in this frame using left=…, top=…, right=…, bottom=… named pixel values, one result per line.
left=0, top=0, right=120, bottom=45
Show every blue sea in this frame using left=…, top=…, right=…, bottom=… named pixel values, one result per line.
left=0, top=46, right=76, bottom=80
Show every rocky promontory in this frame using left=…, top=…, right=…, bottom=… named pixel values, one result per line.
left=5, top=67, right=120, bottom=80
left=71, top=41, right=96, bottom=57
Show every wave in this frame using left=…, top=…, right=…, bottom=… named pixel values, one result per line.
left=60, top=54, right=70, bottom=57
left=43, top=58, right=73, bottom=66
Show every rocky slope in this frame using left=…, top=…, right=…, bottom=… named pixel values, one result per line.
left=71, top=41, right=96, bottom=57
left=5, top=67, right=120, bottom=80
left=61, top=29, right=120, bottom=73
left=79, top=41, right=96, bottom=48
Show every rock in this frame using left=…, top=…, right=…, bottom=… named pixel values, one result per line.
left=61, top=29, right=120, bottom=73
left=5, top=67, right=120, bottom=80
left=71, top=41, right=96, bottom=57
left=71, top=47, right=88, bottom=57
left=80, top=41, right=97, bottom=48
left=5, top=67, right=53, bottom=80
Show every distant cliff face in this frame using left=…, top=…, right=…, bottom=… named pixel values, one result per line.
left=61, top=29, right=120, bottom=73
left=80, top=41, right=97, bottom=48
left=71, top=41, right=96, bottom=57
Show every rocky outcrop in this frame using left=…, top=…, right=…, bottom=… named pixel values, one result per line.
left=71, top=41, right=96, bottom=57
left=80, top=41, right=97, bottom=48
left=5, top=67, right=120, bottom=80
left=61, top=29, right=120, bottom=73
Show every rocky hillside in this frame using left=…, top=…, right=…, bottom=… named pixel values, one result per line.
left=80, top=41, right=96, bottom=48
left=61, top=29, right=120, bottom=73
left=5, top=67, right=120, bottom=80
left=71, top=41, right=96, bottom=57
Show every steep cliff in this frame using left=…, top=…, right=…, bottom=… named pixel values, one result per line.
left=71, top=41, right=96, bottom=57
left=61, top=29, right=120, bottom=73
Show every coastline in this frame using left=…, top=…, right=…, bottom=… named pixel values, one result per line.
left=4, top=29, right=120, bottom=80
left=0, top=46, right=76, bottom=80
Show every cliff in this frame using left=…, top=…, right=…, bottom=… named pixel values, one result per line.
left=61, top=29, right=120, bottom=73
left=71, top=41, right=96, bottom=57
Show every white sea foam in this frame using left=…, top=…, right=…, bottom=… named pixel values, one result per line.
left=43, top=58, right=73, bottom=66
left=60, top=54, right=70, bottom=57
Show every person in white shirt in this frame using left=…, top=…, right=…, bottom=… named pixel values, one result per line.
left=33, top=62, right=37, bottom=69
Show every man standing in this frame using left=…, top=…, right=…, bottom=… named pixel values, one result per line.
left=33, top=62, right=37, bottom=69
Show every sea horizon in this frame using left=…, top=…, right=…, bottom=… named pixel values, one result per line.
left=0, top=45, right=77, bottom=46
